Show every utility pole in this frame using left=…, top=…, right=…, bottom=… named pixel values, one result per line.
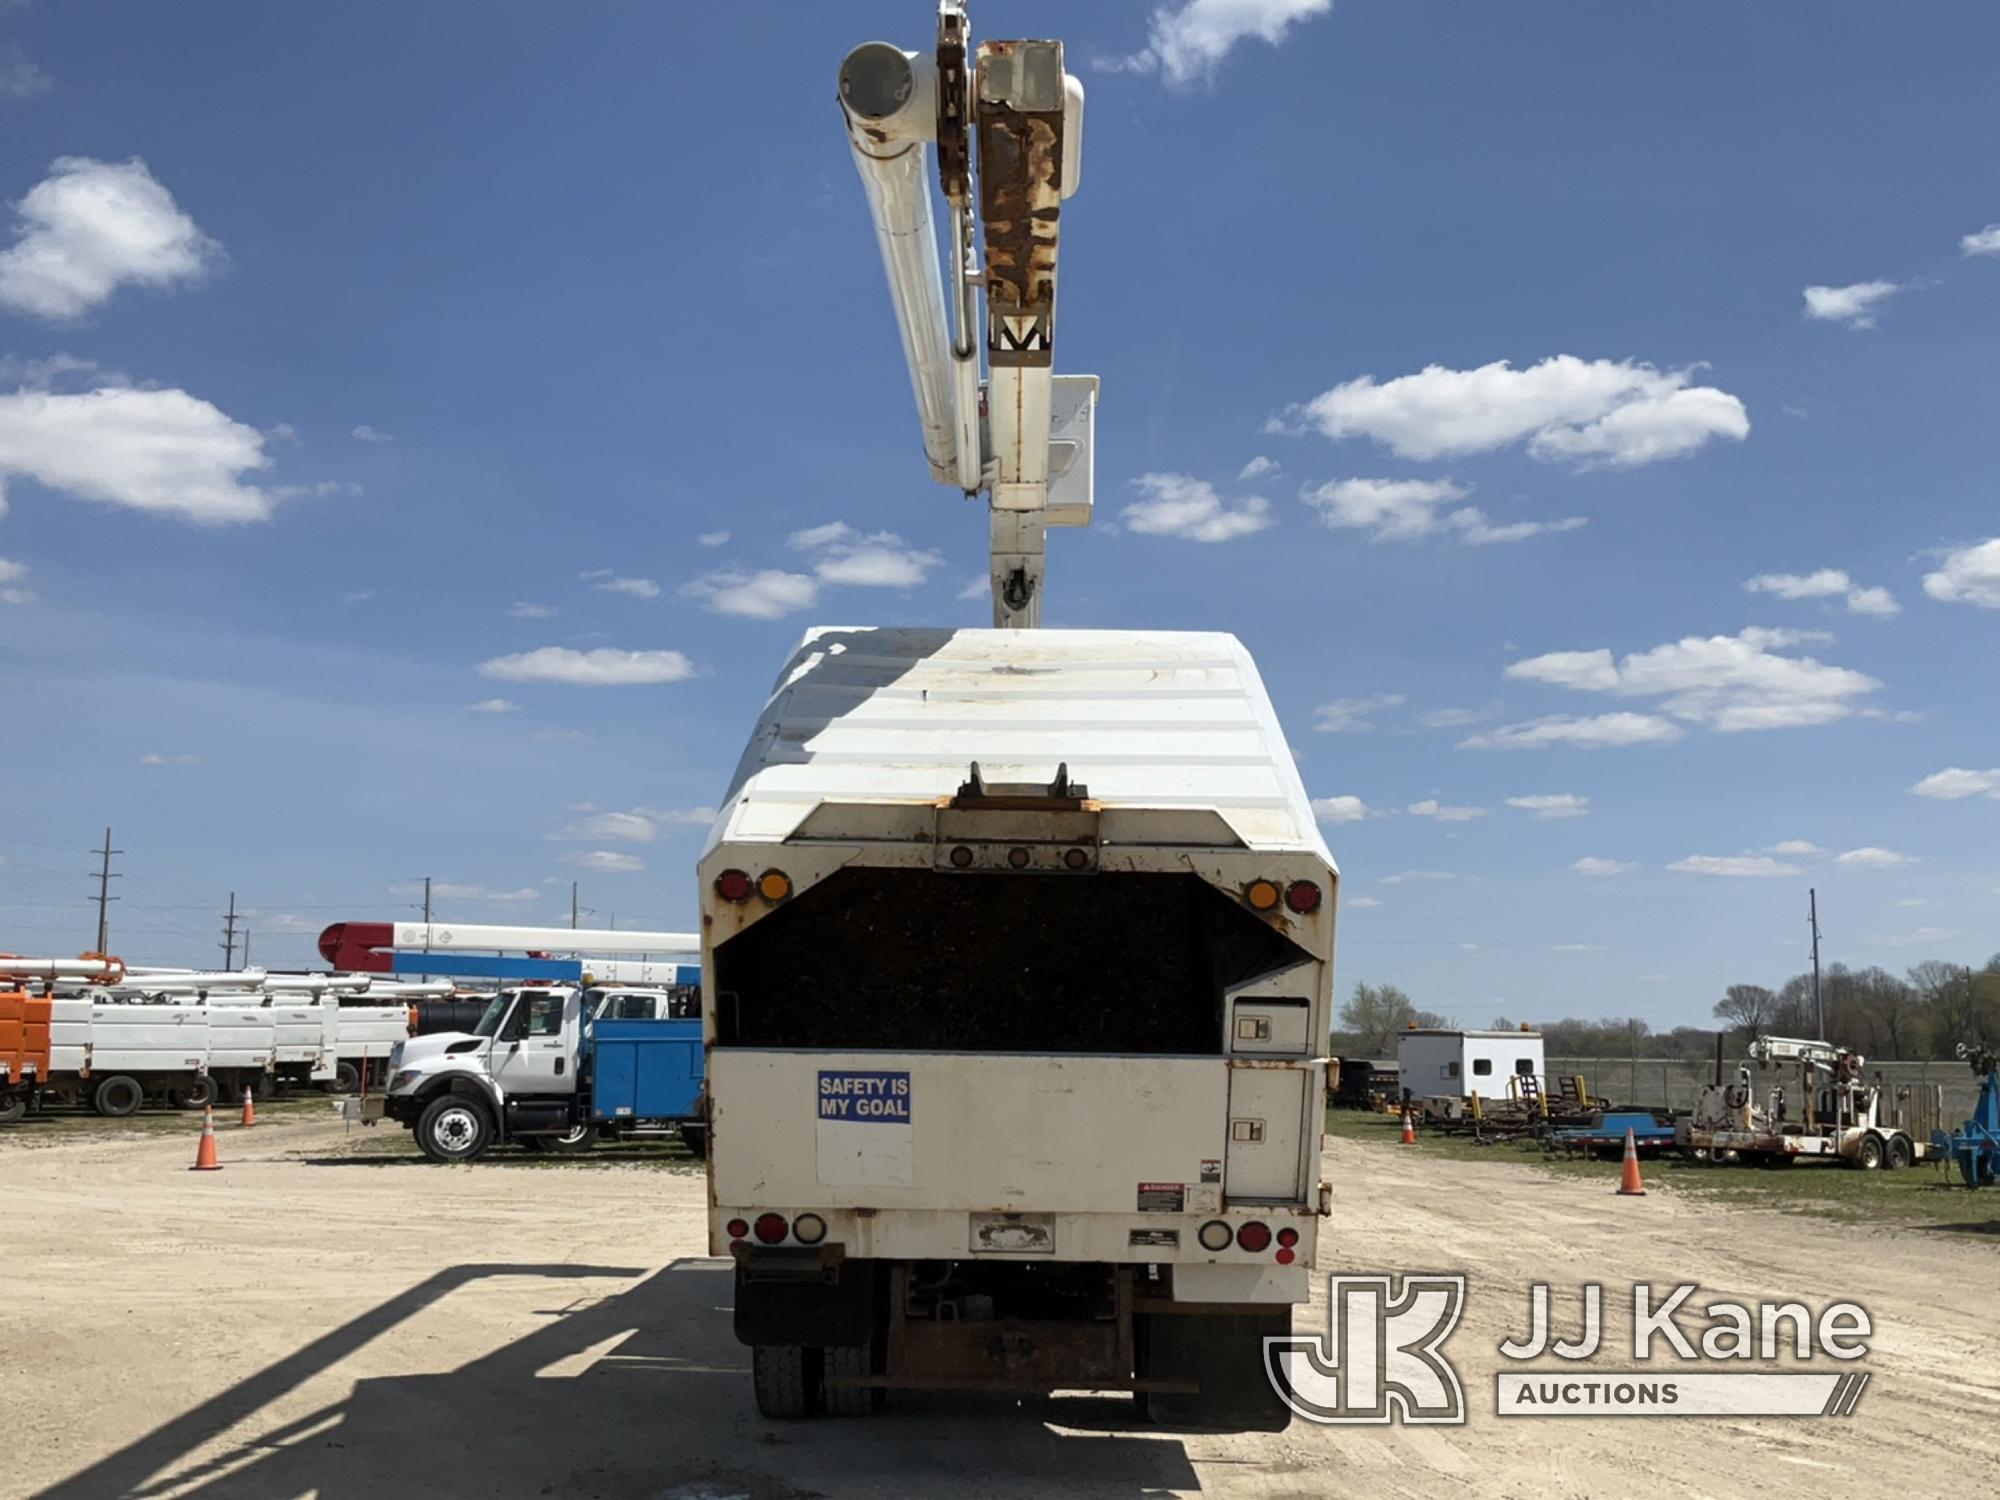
left=219, top=892, right=241, bottom=971
left=89, top=826, right=122, bottom=953
left=571, top=881, right=580, bottom=930
left=1808, top=887, right=1823, bottom=1040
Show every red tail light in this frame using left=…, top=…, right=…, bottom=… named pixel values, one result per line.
left=1277, top=1226, right=1299, bottom=1248
left=715, top=869, right=753, bottom=902
left=1275, top=1248, right=1296, bottom=1265
left=1235, top=1220, right=1272, bottom=1253
left=1284, top=881, right=1322, bottom=914
left=726, top=1218, right=750, bottom=1240
left=753, top=1212, right=789, bottom=1244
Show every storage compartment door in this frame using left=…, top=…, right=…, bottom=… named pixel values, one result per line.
left=1225, top=1064, right=1309, bottom=1202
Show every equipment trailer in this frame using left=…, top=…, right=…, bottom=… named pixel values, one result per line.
left=1681, top=1034, right=1943, bottom=1168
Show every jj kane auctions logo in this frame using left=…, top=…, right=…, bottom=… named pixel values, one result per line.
left=1266, top=1276, right=1873, bottom=1423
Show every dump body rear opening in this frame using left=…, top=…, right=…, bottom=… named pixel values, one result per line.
left=713, top=867, right=1305, bottom=1054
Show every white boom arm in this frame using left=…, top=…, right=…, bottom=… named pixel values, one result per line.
left=839, top=2, right=1095, bottom=629
left=381, top=922, right=699, bottom=957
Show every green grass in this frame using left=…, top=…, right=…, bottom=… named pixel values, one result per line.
left=1325, top=1107, right=2000, bottom=1238
left=1, top=1094, right=335, bottom=1146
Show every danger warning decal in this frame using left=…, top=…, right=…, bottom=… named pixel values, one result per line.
left=817, top=1069, right=911, bottom=1123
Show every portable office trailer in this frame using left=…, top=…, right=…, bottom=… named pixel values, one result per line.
left=1397, top=1028, right=1544, bottom=1100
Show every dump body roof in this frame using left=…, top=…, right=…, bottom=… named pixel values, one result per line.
left=707, top=627, right=1333, bottom=861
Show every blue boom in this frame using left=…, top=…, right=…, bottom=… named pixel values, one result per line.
left=1931, top=1049, right=2000, bottom=1188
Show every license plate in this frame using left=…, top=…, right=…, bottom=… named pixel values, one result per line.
left=968, top=1212, right=1055, bottom=1254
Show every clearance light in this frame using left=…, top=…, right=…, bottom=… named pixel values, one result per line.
left=715, top=869, right=754, bottom=903
left=1283, top=880, right=1322, bottom=915
left=758, top=870, right=793, bottom=902
left=753, top=1212, right=789, bottom=1245
left=1275, top=1248, right=1296, bottom=1265
left=1235, top=1220, right=1272, bottom=1253
left=792, top=1212, right=828, bottom=1245
left=1246, top=880, right=1281, bottom=912
left=1197, top=1220, right=1233, bottom=1252
left=1062, top=847, right=1090, bottom=871
left=950, top=845, right=975, bottom=868
left=1007, top=846, right=1031, bottom=869
left=1277, top=1227, right=1300, bottom=1248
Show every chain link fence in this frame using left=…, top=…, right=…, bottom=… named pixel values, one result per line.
left=1549, top=1056, right=1984, bottom=1122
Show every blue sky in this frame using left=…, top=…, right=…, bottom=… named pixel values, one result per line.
left=1, top=1, right=1997, bottom=1027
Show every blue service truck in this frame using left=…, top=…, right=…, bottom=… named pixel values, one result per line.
left=374, top=980, right=707, bottom=1162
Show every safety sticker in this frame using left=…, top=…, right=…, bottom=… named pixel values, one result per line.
left=1129, top=1228, right=1180, bottom=1249
left=1136, top=1181, right=1185, bottom=1213
left=817, top=1069, right=911, bottom=1123
left=1199, top=1158, right=1222, bottom=1184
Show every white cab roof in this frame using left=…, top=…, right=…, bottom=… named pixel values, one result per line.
left=708, top=627, right=1332, bottom=859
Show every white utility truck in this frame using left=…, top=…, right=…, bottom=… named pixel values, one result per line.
left=1682, top=1034, right=1945, bottom=1169
left=703, top=6, right=1336, bottom=1429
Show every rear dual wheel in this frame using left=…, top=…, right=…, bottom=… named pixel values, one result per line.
left=0, top=1094, right=26, bottom=1125
left=92, top=1075, right=145, bottom=1117
left=751, top=1344, right=881, bottom=1419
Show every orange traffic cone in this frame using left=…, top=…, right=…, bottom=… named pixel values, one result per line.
left=1399, top=1109, right=1416, bottom=1145
left=191, top=1105, right=222, bottom=1171
left=240, top=1085, right=256, bottom=1128
left=1616, top=1126, right=1646, bottom=1196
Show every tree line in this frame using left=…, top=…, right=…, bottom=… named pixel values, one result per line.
left=1334, top=956, right=2000, bottom=1063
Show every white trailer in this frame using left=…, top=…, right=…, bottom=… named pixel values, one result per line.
left=704, top=628, right=1335, bottom=1426
left=1398, top=1028, right=1545, bottom=1103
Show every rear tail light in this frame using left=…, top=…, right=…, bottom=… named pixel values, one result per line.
left=715, top=869, right=753, bottom=902
left=1277, top=1227, right=1299, bottom=1248
left=726, top=1218, right=750, bottom=1240
left=1284, top=880, right=1322, bottom=914
left=753, top=1212, right=789, bottom=1245
left=1235, top=1220, right=1272, bottom=1253
left=1245, top=880, right=1281, bottom=912
left=1062, top=847, right=1090, bottom=870
left=1275, top=1248, right=1296, bottom=1265
left=1197, top=1220, right=1233, bottom=1252
left=792, top=1212, right=827, bottom=1245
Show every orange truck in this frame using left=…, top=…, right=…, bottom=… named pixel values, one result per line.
left=0, top=981, right=55, bottom=1125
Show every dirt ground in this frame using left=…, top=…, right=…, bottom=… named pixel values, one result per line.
left=3, top=1106, right=1996, bottom=1499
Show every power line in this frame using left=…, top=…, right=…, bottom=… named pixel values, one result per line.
left=89, top=826, right=123, bottom=954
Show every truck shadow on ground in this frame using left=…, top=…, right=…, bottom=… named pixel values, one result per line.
left=36, top=1259, right=1200, bottom=1500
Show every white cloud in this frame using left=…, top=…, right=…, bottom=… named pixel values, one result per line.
left=0, top=553, right=32, bottom=605
left=1570, top=857, right=1634, bottom=877
left=696, top=530, right=730, bottom=547
left=1552, top=944, right=1604, bottom=953
left=1963, top=225, right=2000, bottom=257
left=1238, top=455, right=1278, bottom=480
left=1894, top=897, right=1928, bottom=908
left=1314, top=693, right=1403, bottom=732
left=0, top=157, right=218, bottom=319
left=1459, top=712, right=1683, bottom=751
left=477, top=646, right=695, bottom=686
left=137, top=751, right=197, bottom=766
left=1744, top=568, right=1899, bottom=617
left=468, top=698, right=519, bottom=714
left=1834, top=846, right=1917, bottom=871
left=1407, top=798, right=1484, bottom=822
left=1860, top=707, right=1926, bottom=724
left=1503, top=627, right=1879, bottom=733
left=1506, top=793, right=1589, bottom=820
left=1768, top=839, right=1823, bottom=856
left=957, top=575, right=989, bottom=602
left=1445, top=507, right=1587, bottom=546
left=586, top=573, right=661, bottom=600
left=508, top=601, right=559, bottom=620
left=789, top=521, right=944, bottom=587
left=1380, top=869, right=1454, bottom=885
left=1911, top=767, right=2000, bottom=801
left=1300, top=477, right=1465, bottom=541
left=341, top=588, right=374, bottom=604
left=560, top=849, right=644, bottom=874
left=1, top=42, right=51, bottom=102
left=390, top=881, right=537, bottom=903
left=1284, top=355, right=1749, bottom=469
left=0, top=385, right=278, bottom=524
left=1105, top=0, right=1332, bottom=86
left=1870, top=925, right=1957, bottom=948
left=1122, top=473, right=1273, bottom=542
left=1668, top=855, right=1802, bottom=878
left=633, top=805, right=718, bottom=826
left=554, top=810, right=658, bottom=844
left=350, top=424, right=394, bottom=443
left=1802, top=280, right=1901, bottom=328
left=1422, top=706, right=1495, bottom=729
left=1346, top=895, right=1383, bottom=909
left=1311, top=795, right=1371, bottom=824
left=681, top=567, right=820, bottom=619
left=1923, top=538, right=2000, bottom=608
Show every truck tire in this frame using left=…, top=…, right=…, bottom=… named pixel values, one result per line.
left=821, top=1345, right=881, bottom=1416
left=325, top=1061, right=362, bottom=1095
left=752, top=1344, right=810, bottom=1419
left=416, top=1095, right=494, bottom=1163
left=1139, top=1307, right=1294, bottom=1432
left=1853, top=1133, right=1885, bottom=1170
left=0, top=1094, right=25, bottom=1125
left=168, top=1078, right=215, bottom=1110
left=540, top=1122, right=598, bottom=1155
left=1886, top=1133, right=1913, bottom=1170
left=93, top=1075, right=145, bottom=1118
left=678, top=1122, right=709, bottom=1159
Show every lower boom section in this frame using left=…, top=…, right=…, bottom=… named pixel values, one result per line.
left=731, top=1247, right=1296, bottom=1430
